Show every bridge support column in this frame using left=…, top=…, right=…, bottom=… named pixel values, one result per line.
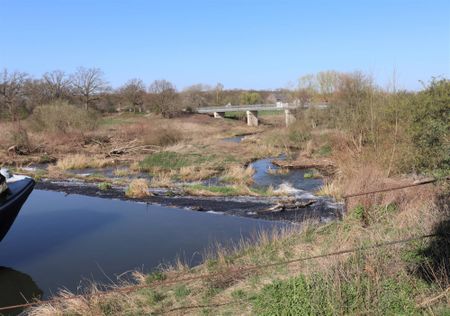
left=285, top=109, right=296, bottom=127
left=246, top=110, right=259, bottom=127
left=213, top=112, right=225, bottom=119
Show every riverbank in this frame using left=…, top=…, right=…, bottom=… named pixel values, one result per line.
left=6, top=113, right=342, bottom=223
left=27, top=173, right=449, bottom=315
left=35, top=179, right=342, bottom=222
left=4, top=105, right=449, bottom=315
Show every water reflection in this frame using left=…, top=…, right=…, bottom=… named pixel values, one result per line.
left=222, top=135, right=245, bottom=143
left=0, top=267, right=42, bottom=315
left=0, top=190, right=283, bottom=300
left=251, top=158, right=323, bottom=191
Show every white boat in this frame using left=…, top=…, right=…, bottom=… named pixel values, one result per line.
left=0, top=169, right=35, bottom=242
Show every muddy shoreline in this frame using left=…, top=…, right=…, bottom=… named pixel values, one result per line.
left=36, top=179, right=343, bottom=223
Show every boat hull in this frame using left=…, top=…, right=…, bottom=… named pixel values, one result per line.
left=0, top=178, right=35, bottom=242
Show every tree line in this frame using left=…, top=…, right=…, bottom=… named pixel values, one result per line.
left=2, top=67, right=415, bottom=122
left=0, top=67, right=290, bottom=120
left=1, top=66, right=448, bottom=173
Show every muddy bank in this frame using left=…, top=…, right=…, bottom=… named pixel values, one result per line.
left=36, top=179, right=343, bottom=223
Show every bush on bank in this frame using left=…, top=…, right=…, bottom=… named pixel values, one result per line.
left=29, top=101, right=98, bottom=133
left=294, top=76, right=449, bottom=176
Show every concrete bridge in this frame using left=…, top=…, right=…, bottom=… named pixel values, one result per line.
left=197, top=104, right=299, bottom=127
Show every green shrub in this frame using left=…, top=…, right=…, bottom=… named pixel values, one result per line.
left=352, top=205, right=365, bottom=221
left=409, top=78, right=450, bottom=173
left=288, top=129, right=310, bottom=144
left=30, top=101, right=98, bottom=133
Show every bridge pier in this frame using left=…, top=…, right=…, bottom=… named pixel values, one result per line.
left=285, top=109, right=296, bottom=126
left=246, top=110, right=258, bottom=127
left=213, top=112, right=225, bottom=119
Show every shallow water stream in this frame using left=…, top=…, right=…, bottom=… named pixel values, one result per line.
left=250, top=157, right=323, bottom=191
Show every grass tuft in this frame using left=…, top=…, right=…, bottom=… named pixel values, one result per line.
left=125, top=178, right=151, bottom=198
left=221, top=164, right=255, bottom=185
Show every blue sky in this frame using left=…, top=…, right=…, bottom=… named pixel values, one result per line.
left=0, top=0, right=449, bottom=90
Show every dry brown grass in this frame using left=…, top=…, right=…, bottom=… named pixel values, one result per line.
left=27, top=275, right=151, bottom=316
left=0, top=122, right=14, bottom=148
left=1, top=112, right=273, bottom=168
left=113, top=168, right=134, bottom=177
left=125, top=179, right=151, bottom=198
left=267, top=167, right=289, bottom=175
left=149, top=172, right=173, bottom=188
left=316, top=181, right=342, bottom=199
left=55, top=154, right=112, bottom=170
left=221, top=164, right=255, bottom=185
left=176, top=166, right=218, bottom=181
left=46, top=164, right=65, bottom=178
left=117, top=121, right=183, bottom=147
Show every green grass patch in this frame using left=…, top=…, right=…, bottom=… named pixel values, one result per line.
left=174, top=285, right=191, bottom=299
left=231, top=289, right=250, bottom=300
left=318, top=144, right=332, bottom=157
left=146, top=271, right=167, bottom=284
left=185, top=184, right=273, bottom=196
left=97, top=182, right=112, bottom=191
left=253, top=274, right=420, bottom=315
left=224, top=111, right=246, bottom=119
left=139, top=288, right=166, bottom=305
left=351, top=205, right=365, bottom=221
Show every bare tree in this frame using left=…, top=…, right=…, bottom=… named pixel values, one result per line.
left=0, top=69, right=28, bottom=121
left=215, top=82, right=224, bottom=105
left=118, top=79, right=146, bottom=112
left=181, top=84, right=210, bottom=109
left=70, top=67, right=108, bottom=110
left=316, top=71, right=339, bottom=101
left=297, top=74, right=318, bottom=106
left=23, top=78, right=49, bottom=111
left=148, top=80, right=178, bottom=117
left=43, top=70, right=71, bottom=100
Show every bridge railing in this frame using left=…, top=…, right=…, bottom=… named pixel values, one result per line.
left=196, top=103, right=297, bottom=113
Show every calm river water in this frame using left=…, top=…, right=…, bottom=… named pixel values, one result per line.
left=0, top=190, right=284, bottom=309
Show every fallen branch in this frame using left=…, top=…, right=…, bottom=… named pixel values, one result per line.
left=107, top=142, right=160, bottom=157
left=265, top=200, right=316, bottom=212
left=417, top=287, right=449, bottom=308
